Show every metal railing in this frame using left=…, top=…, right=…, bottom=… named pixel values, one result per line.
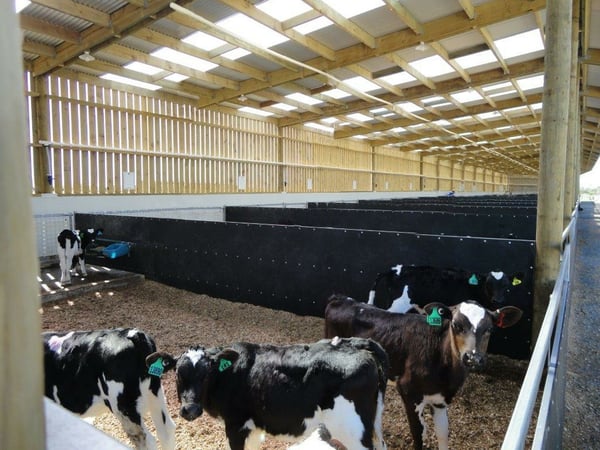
left=501, top=207, right=578, bottom=449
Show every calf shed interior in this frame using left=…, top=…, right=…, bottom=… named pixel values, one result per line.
left=77, top=211, right=535, bottom=360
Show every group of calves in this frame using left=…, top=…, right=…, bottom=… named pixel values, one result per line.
left=47, top=228, right=524, bottom=450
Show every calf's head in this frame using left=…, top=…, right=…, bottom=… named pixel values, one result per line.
left=479, top=271, right=524, bottom=307
left=426, top=300, right=522, bottom=370
left=146, top=346, right=239, bottom=421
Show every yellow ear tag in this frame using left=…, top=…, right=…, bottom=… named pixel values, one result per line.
left=512, top=277, right=522, bottom=286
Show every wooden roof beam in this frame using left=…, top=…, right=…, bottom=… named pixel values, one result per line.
left=23, top=39, right=56, bottom=58
left=479, top=26, right=510, bottom=74
left=302, top=0, right=377, bottom=49
left=132, top=27, right=268, bottom=82
left=19, top=14, right=81, bottom=44
left=31, top=0, right=194, bottom=76
left=458, top=0, right=476, bottom=20
left=382, top=0, right=424, bottom=35
left=198, top=0, right=546, bottom=108
left=334, top=92, right=544, bottom=138
left=103, top=44, right=239, bottom=90
left=168, top=8, right=300, bottom=72
left=218, top=0, right=336, bottom=61
left=31, top=0, right=111, bottom=28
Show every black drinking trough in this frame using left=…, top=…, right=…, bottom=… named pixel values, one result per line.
left=77, top=211, right=535, bottom=360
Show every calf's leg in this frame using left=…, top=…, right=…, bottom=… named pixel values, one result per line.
left=432, top=405, right=449, bottom=450
left=146, top=383, right=176, bottom=450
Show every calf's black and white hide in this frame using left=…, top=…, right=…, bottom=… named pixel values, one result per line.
left=288, top=423, right=348, bottom=450
left=57, top=227, right=103, bottom=284
left=147, top=337, right=389, bottom=450
left=325, top=295, right=522, bottom=450
left=367, top=264, right=524, bottom=313
left=43, top=328, right=175, bottom=450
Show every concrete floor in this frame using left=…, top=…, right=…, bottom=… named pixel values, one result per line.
left=563, top=200, right=600, bottom=448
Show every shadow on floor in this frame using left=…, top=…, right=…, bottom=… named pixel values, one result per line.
left=39, top=264, right=144, bottom=304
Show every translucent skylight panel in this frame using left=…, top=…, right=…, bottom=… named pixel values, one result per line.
left=454, top=50, right=496, bottom=69
left=271, top=103, right=297, bottom=111
left=163, top=73, right=188, bottom=82
left=321, top=117, right=339, bottom=124
left=182, top=31, right=227, bottom=51
left=370, top=107, right=389, bottom=114
left=391, top=127, right=406, bottom=133
left=100, top=74, right=161, bottom=91
left=489, top=90, right=516, bottom=98
left=238, top=106, right=274, bottom=117
left=321, top=88, right=352, bottom=99
left=257, top=0, right=312, bottom=22
left=221, top=48, right=251, bottom=60
left=531, top=102, right=543, bottom=110
left=294, top=17, right=333, bottom=35
left=451, top=90, right=483, bottom=103
left=482, top=81, right=513, bottom=92
left=305, top=122, right=334, bottom=133
left=125, top=62, right=162, bottom=75
left=15, top=0, right=30, bottom=13
left=409, top=55, right=455, bottom=78
left=495, top=29, right=544, bottom=59
left=432, top=119, right=452, bottom=127
left=478, top=111, right=501, bottom=120
left=343, top=76, right=380, bottom=93
left=151, top=48, right=218, bottom=72
left=321, top=0, right=384, bottom=18
left=396, top=102, right=422, bottom=113
left=346, top=113, right=372, bottom=122
left=517, top=74, right=544, bottom=91
left=286, top=93, right=323, bottom=105
left=218, top=13, right=288, bottom=48
left=378, top=71, right=416, bottom=85
left=422, top=96, right=445, bottom=104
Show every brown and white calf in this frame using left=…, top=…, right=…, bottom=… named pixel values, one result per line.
left=57, top=228, right=103, bottom=284
left=324, top=295, right=522, bottom=450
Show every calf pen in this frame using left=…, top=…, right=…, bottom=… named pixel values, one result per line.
left=78, top=211, right=535, bottom=359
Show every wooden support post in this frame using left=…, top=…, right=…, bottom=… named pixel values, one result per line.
left=0, top=4, right=45, bottom=449
left=533, top=0, right=573, bottom=345
left=565, top=0, right=581, bottom=222
left=277, top=127, right=285, bottom=192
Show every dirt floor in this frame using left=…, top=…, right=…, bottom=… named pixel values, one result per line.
left=40, top=279, right=533, bottom=450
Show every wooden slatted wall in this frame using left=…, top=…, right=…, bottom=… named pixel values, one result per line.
left=26, top=73, right=508, bottom=196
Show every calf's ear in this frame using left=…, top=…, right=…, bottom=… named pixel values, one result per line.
left=146, top=352, right=177, bottom=372
left=214, top=348, right=239, bottom=373
left=423, top=302, right=452, bottom=319
left=493, top=306, right=523, bottom=328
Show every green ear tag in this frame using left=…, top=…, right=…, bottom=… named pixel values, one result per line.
left=218, top=358, right=232, bottom=372
left=468, top=274, right=479, bottom=286
left=512, top=277, right=522, bottom=286
left=148, top=358, right=164, bottom=377
left=427, top=308, right=442, bottom=327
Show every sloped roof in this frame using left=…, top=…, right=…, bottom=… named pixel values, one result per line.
left=17, top=0, right=600, bottom=176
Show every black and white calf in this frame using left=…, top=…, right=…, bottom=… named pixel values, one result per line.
left=43, top=328, right=175, bottom=450
left=325, top=295, right=522, bottom=450
left=367, top=264, right=523, bottom=313
left=288, top=424, right=347, bottom=450
left=147, top=337, right=389, bottom=450
left=57, top=228, right=103, bottom=284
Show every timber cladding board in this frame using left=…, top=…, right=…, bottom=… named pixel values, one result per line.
left=76, top=213, right=535, bottom=359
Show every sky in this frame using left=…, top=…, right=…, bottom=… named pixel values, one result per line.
left=580, top=160, right=600, bottom=189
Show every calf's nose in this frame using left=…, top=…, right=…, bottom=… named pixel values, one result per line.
left=180, top=403, right=202, bottom=421
left=462, top=351, right=487, bottom=370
